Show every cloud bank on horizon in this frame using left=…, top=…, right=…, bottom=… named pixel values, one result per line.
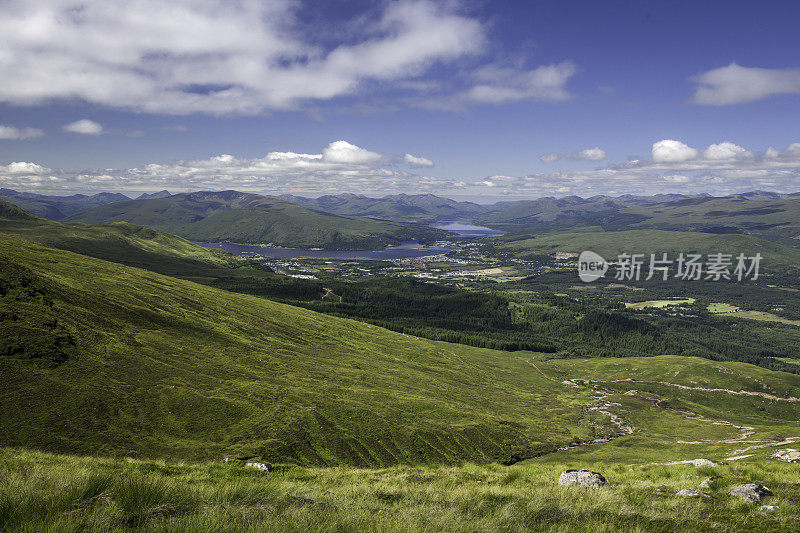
left=0, top=0, right=799, bottom=198
left=4, top=138, right=800, bottom=199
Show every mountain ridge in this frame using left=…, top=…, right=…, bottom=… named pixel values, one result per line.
left=0, top=188, right=130, bottom=219
left=63, top=190, right=451, bottom=249
left=278, top=192, right=489, bottom=223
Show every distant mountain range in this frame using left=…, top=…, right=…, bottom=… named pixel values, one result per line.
left=136, top=190, right=172, bottom=200
left=64, top=190, right=450, bottom=249
left=476, top=193, right=691, bottom=226
left=277, top=190, right=800, bottom=245
left=472, top=191, right=800, bottom=242
left=0, top=188, right=174, bottom=219
left=278, top=193, right=489, bottom=223
left=0, top=188, right=131, bottom=220
left=5, top=187, right=800, bottom=245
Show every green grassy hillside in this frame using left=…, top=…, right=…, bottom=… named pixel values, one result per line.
left=64, top=190, right=450, bottom=249
left=3, top=235, right=800, bottom=531
left=497, top=229, right=800, bottom=269
left=3, top=233, right=798, bottom=467
left=8, top=200, right=798, bottom=373
left=0, top=198, right=329, bottom=303
left=477, top=196, right=631, bottom=228
left=0, top=199, right=239, bottom=273
left=3, top=352, right=799, bottom=531
left=621, top=196, right=800, bottom=242
left=0, top=234, right=599, bottom=465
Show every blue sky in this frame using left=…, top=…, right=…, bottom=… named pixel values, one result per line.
left=1, top=0, right=800, bottom=200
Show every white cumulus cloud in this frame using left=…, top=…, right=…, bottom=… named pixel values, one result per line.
left=691, top=63, right=800, bottom=105
left=62, top=119, right=104, bottom=135
left=322, top=141, right=384, bottom=165
left=651, top=139, right=699, bottom=163
left=703, top=142, right=753, bottom=160
left=0, top=125, right=44, bottom=140
left=465, top=62, right=577, bottom=104
left=404, top=153, right=434, bottom=167
left=1, top=161, right=50, bottom=174
left=539, top=153, right=559, bottom=163
left=567, top=147, right=607, bottom=161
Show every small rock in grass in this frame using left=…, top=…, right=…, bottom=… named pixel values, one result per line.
left=758, top=505, right=779, bottom=513
left=677, top=489, right=702, bottom=497
left=691, top=459, right=718, bottom=467
left=771, top=449, right=800, bottom=463
left=245, top=461, right=274, bottom=472
left=730, top=484, right=772, bottom=503
left=558, top=470, right=606, bottom=488
left=699, top=476, right=722, bottom=488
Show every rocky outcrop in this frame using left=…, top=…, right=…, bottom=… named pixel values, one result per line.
left=730, top=484, right=772, bottom=503
left=690, top=458, right=718, bottom=467
left=646, top=458, right=720, bottom=468
left=558, top=470, right=606, bottom=488
left=771, top=449, right=800, bottom=463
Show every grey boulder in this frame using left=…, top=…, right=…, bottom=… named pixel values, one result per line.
left=771, top=449, right=800, bottom=463
left=691, top=458, right=718, bottom=467
left=558, top=470, right=606, bottom=488
left=730, top=484, right=772, bottom=503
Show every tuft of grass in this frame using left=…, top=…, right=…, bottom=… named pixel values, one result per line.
left=112, top=475, right=199, bottom=526
left=64, top=473, right=114, bottom=509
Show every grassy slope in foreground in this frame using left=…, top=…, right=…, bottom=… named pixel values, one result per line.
left=4, top=353, right=800, bottom=531
left=3, top=448, right=799, bottom=533
left=63, top=190, right=449, bottom=249
left=0, top=234, right=598, bottom=465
